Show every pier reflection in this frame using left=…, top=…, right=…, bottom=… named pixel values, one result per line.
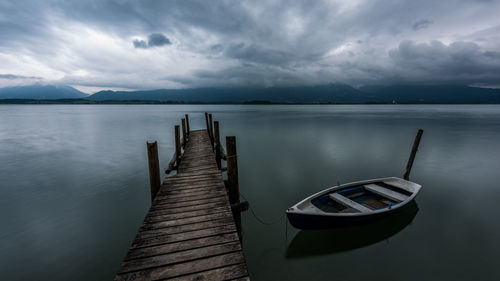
left=286, top=201, right=419, bottom=259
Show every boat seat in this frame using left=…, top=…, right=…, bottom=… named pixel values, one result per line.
left=329, top=193, right=372, bottom=213
left=382, top=179, right=415, bottom=193
left=364, top=184, right=409, bottom=202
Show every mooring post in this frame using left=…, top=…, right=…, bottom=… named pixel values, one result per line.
left=226, top=136, right=239, bottom=205
left=185, top=114, right=190, bottom=136
left=403, top=129, right=424, bottom=180
left=181, top=118, right=187, bottom=148
left=146, top=141, right=161, bottom=202
left=208, top=113, right=214, bottom=148
left=205, top=112, right=210, bottom=134
left=226, top=136, right=242, bottom=239
left=175, top=125, right=181, bottom=164
left=214, top=121, right=222, bottom=169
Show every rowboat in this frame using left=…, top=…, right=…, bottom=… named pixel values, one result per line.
left=286, top=177, right=421, bottom=229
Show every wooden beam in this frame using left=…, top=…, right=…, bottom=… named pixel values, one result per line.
left=175, top=125, right=181, bottom=164
left=226, top=136, right=239, bottom=205
left=214, top=121, right=221, bottom=169
left=208, top=113, right=214, bottom=148
left=181, top=118, right=187, bottom=148
left=205, top=112, right=210, bottom=134
left=403, top=129, right=424, bottom=180
left=147, top=141, right=161, bottom=202
left=185, top=114, right=190, bottom=135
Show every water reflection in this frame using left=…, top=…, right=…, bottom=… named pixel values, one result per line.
left=286, top=201, right=419, bottom=259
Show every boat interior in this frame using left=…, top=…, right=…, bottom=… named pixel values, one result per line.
left=311, top=182, right=413, bottom=213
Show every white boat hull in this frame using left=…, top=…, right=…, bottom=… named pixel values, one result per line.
left=286, top=177, right=421, bottom=229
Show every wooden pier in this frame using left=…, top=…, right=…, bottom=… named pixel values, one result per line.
left=115, top=114, right=250, bottom=281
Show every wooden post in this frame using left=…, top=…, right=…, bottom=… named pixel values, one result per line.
left=214, top=121, right=221, bottom=169
left=185, top=114, right=190, bottom=136
left=208, top=113, right=214, bottom=148
left=175, top=125, right=181, bottom=164
left=227, top=136, right=241, bottom=239
left=147, top=141, right=161, bottom=202
left=226, top=136, right=239, bottom=205
left=403, top=129, right=424, bottom=180
left=205, top=112, right=210, bottom=134
left=181, top=118, right=187, bottom=148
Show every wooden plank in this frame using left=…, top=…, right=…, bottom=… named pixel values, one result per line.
left=166, top=264, right=249, bottom=281
left=383, top=178, right=417, bottom=193
left=365, top=184, right=409, bottom=202
left=155, top=193, right=227, bottom=205
left=119, top=242, right=242, bottom=273
left=131, top=224, right=237, bottom=249
left=164, top=181, right=224, bottom=188
left=125, top=232, right=240, bottom=261
left=166, top=174, right=221, bottom=181
left=159, top=185, right=224, bottom=194
left=156, top=189, right=226, bottom=200
left=329, top=193, right=373, bottom=213
left=166, top=170, right=221, bottom=177
left=163, top=181, right=223, bottom=189
left=115, top=252, right=246, bottom=281
left=137, top=218, right=235, bottom=239
left=154, top=194, right=225, bottom=205
left=148, top=202, right=229, bottom=216
left=144, top=206, right=231, bottom=223
left=141, top=211, right=233, bottom=230
left=151, top=196, right=227, bottom=210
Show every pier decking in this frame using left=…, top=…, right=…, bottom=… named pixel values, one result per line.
left=115, top=128, right=250, bottom=280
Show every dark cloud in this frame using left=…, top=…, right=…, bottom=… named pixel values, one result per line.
left=0, top=74, right=41, bottom=80
left=209, top=44, right=224, bottom=53
left=148, top=33, right=171, bottom=47
left=224, top=43, right=296, bottom=66
left=133, top=39, right=148, bottom=49
left=412, top=19, right=433, bottom=31
left=133, top=33, right=171, bottom=49
left=389, top=40, right=500, bottom=84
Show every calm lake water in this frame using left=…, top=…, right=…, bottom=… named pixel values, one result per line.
left=1, top=104, right=500, bottom=280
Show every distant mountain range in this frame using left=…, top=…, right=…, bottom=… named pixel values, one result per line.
left=0, top=84, right=88, bottom=99
left=89, top=84, right=367, bottom=103
left=359, top=85, right=500, bottom=104
left=1, top=83, right=500, bottom=104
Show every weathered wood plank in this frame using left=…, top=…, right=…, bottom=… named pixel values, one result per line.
left=124, top=232, right=240, bottom=261
left=166, top=263, right=249, bottom=281
left=151, top=196, right=227, bottom=210
left=119, top=242, right=242, bottom=274
left=137, top=218, right=234, bottom=239
left=131, top=224, right=237, bottom=249
left=163, top=181, right=224, bottom=189
left=144, top=206, right=231, bottom=223
left=155, top=189, right=226, bottom=200
left=141, top=211, right=233, bottom=231
left=115, top=252, right=246, bottom=281
left=154, top=193, right=227, bottom=205
left=148, top=202, right=229, bottom=216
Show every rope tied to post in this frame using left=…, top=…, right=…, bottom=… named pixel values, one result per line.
left=225, top=154, right=237, bottom=159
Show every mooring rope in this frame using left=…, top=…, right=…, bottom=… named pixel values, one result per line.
left=239, top=192, right=291, bottom=245
left=239, top=192, right=285, bottom=226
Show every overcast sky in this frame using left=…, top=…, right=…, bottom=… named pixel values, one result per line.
left=1, top=0, right=500, bottom=92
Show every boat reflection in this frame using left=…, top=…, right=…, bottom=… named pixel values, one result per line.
left=285, top=201, right=419, bottom=259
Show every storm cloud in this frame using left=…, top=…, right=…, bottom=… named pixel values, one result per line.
left=1, top=0, right=500, bottom=91
left=412, top=19, right=433, bottom=31
left=133, top=33, right=172, bottom=49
